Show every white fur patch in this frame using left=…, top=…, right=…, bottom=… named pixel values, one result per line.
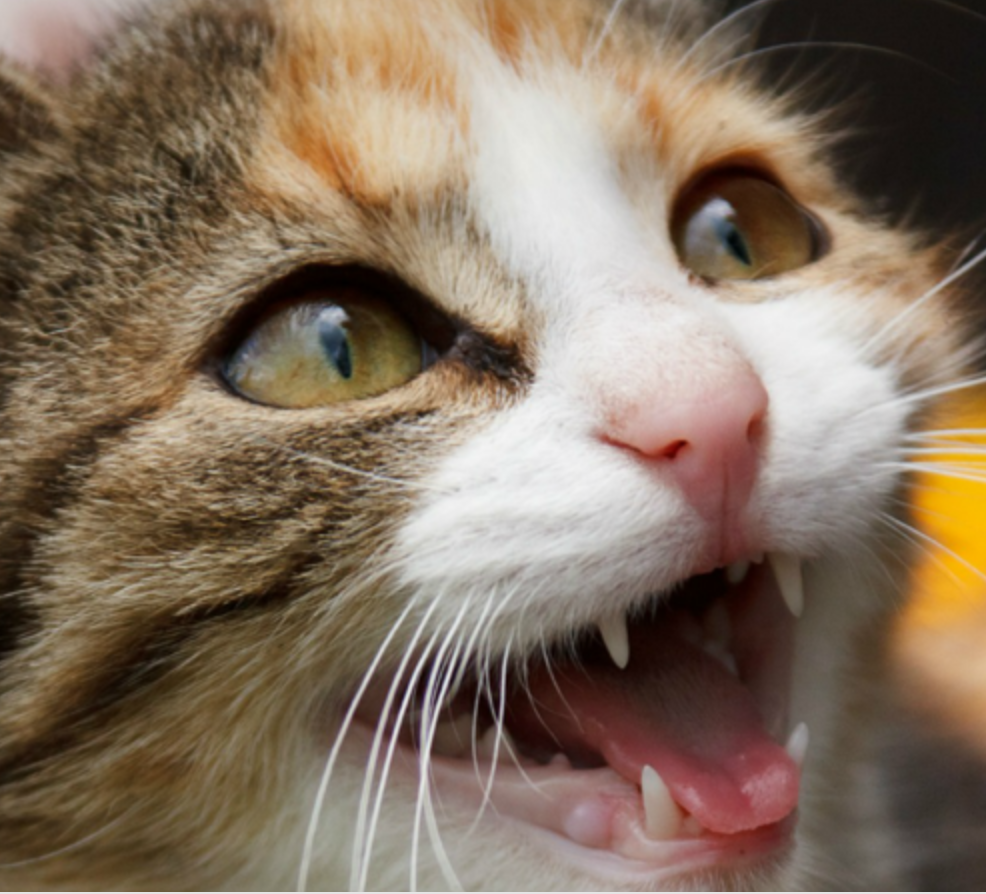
left=394, top=68, right=909, bottom=659
left=386, top=67, right=912, bottom=893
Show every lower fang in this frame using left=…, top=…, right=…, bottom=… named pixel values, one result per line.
left=641, top=765, right=684, bottom=839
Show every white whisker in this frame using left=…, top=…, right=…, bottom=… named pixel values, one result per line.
left=700, top=39, right=952, bottom=86
left=406, top=600, right=473, bottom=892
left=882, top=514, right=986, bottom=586
left=247, top=434, right=447, bottom=494
left=297, top=595, right=423, bottom=892
left=476, top=635, right=516, bottom=814
left=0, top=809, right=136, bottom=871
left=351, top=606, right=446, bottom=892
left=860, top=246, right=986, bottom=359
left=906, top=429, right=986, bottom=442
left=903, top=446, right=986, bottom=457
left=581, top=0, right=629, bottom=69
left=861, top=373, right=986, bottom=419
left=891, top=461, right=986, bottom=485
left=678, top=0, right=781, bottom=73
left=416, top=640, right=471, bottom=892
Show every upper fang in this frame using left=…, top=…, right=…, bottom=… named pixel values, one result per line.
left=768, top=553, right=804, bottom=618
left=597, top=613, right=630, bottom=669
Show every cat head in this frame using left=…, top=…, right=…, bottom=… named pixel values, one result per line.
left=0, top=0, right=974, bottom=890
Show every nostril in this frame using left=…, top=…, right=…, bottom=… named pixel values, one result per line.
left=661, top=439, right=688, bottom=461
left=746, top=413, right=766, bottom=446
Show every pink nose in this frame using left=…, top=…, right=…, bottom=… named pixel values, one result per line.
left=606, top=365, right=769, bottom=524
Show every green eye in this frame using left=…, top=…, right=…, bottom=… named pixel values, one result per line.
left=671, top=172, right=820, bottom=281
left=224, top=288, right=427, bottom=408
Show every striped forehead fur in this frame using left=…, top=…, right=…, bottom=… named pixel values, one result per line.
left=260, top=0, right=744, bottom=206
left=258, top=0, right=842, bottom=347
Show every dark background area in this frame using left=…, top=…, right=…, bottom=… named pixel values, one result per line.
left=728, top=0, right=986, bottom=236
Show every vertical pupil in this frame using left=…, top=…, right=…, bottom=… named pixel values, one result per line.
left=319, top=314, right=354, bottom=380
left=715, top=216, right=752, bottom=267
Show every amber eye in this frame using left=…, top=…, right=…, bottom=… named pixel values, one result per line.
left=224, top=287, right=429, bottom=408
left=671, top=172, right=820, bottom=281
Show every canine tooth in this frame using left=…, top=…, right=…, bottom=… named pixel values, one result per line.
left=641, top=765, right=684, bottom=839
left=431, top=715, right=473, bottom=758
left=785, top=722, right=810, bottom=768
left=768, top=553, right=804, bottom=618
left=476, top=725, right=512, bottom=763
left=598, top=612, right=630, bottom=669
left=726, top=560, right=751, bottom=585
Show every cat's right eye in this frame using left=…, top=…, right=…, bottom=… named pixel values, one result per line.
left=223, top=288, right=431, bottom=408
left=671, top=171, right=821, bottom=281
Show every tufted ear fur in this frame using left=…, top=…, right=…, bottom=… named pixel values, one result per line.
left=0, top=0, right=145, bottom=80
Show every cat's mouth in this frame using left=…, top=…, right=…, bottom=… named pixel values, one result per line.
left=351, top=557, right=806, bottom=878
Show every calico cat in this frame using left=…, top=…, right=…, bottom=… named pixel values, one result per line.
left=0, top=0, right=978, bottom=890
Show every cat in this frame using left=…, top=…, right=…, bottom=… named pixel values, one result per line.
left=0, top=0, right=978, bottom=890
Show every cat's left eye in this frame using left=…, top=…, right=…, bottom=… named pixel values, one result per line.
left=671, top=171, right=821, bottom=281
left=223, top=288, right=431, bottom=408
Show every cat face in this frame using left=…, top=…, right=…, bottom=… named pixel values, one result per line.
left=0, top=0, right=973, bottom=890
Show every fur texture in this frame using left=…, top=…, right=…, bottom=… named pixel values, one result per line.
left=0, top=0, right=977, bottom=890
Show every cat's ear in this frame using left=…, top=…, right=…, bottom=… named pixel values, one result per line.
left=0, top=0, right=143, bottom=81
left=0, top=0, right=146, bottom=152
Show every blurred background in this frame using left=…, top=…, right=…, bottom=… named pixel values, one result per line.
left=729, top=0, right=986, bottom=230
left=727, top=0, right=986, bottom=886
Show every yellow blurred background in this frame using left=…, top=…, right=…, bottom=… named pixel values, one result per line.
left=897, top=390, right=986, bottom=757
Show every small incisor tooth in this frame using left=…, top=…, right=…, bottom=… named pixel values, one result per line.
left=641, top=765, right=684, bottom=839
left=768, top=553, right=804, bottom=618
left=726, top=560, right=751, bottom=584
left=785, top=722, right=810, bottom=768
left=597, top=612, right=630, bottom=669
left=476, top=725, right=513, bottom=763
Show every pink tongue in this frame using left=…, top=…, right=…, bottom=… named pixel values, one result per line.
left=511, top=628, right=799, bottom=835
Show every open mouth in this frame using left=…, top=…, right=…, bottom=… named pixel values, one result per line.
left=352, top=555, right=808, bottom=878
